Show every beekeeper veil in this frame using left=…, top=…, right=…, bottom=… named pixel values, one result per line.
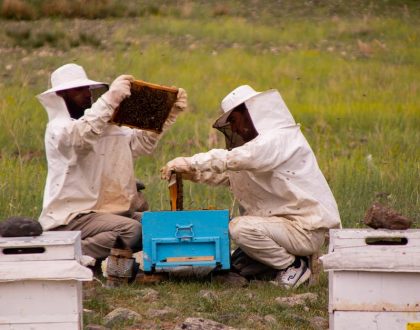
left=213, top=85, right=297, bottom=149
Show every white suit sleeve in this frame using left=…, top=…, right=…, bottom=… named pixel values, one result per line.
left=52, top=97, right=114, bottom=154
left=129, top=129, right=160, bottom=157
left=190, top=134, right=294, bottom=173
left=185, top=170, right=230, bottom=186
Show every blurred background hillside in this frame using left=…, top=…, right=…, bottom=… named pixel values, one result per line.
left=0, top=0, right=418, bottom=226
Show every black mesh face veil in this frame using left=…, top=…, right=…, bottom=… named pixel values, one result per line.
left=89, top=84, right=109, bottom=104
left=212, top=121, right=246, bottom=150
left=212, top=104, right=258, bottom=150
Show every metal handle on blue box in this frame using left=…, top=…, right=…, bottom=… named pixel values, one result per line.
left=175, top=224, right=194, bottom=241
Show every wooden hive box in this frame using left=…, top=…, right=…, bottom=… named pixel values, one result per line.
left=320, top=229, right=420, bottom=330
left=0, top=231, right=92, bottom=330
left=110, top=80, right=178, bottom=133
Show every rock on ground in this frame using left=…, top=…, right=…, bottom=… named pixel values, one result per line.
left=198, top=289, right=218, bottom=301
left=275, top=292, right=318, bottom=307
left=364, top=202, right=412, bottom=229
left=173, top=317, right=237, bottom=330
left=146, top=307, right=177, bottom=318
left=310, top=316, right=329, bottom=330
left=263, top=314, right=277, bottom=325
left=103, top=307, right=141, bottom=328
left=138, top=288, right=160, bottom=302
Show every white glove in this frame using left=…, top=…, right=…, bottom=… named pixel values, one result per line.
left=159, top=88, right=188, bottom=134
left=160, top=157, right=193, bottom=181
left=102, top=75, right=134, bottom=109
left=171, top=88, right=188, bottom=115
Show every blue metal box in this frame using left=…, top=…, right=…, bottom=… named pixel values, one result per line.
left=142, top=210, right=230, bottom=272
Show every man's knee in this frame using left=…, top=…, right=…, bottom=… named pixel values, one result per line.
left=229, top=217, right=245, bottom=241
left=123, top=220, right=141, bottom=249
left=229, top=216, right=258, bottom=245
left=126, top=218, right=141, bottom=234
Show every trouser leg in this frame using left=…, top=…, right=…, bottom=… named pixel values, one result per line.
left=53, top=212, right=142, bottom=260
left=229, top=216, right=325, bottom=270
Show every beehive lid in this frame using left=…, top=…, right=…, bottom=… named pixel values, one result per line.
left=110, top=80, right=178, bottom=133
left=320, top=229, right=420, bottom=272
left=0, top=260, right=92, bottom=281
left=0, top=231, right=82, bottom=262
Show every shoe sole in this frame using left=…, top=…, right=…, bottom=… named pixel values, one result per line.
left=293, top=268, right=311, bottom=289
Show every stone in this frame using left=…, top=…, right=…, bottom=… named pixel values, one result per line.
left=246, top=314, right=264, bottom=327
left=198, top=290, right=218, bottom=301
left=309, top=316, right=329, bottom=330
left=0, top=216, right=42, bottom=237
left=275, top=292, right=318, bottom=307
left=103, top=307, right=141, bottom=328
left=138, top=288, right=159, bottom=302
left=263, top=315, right=277, bottom=324
left=146, top=307, right=177, bottom=318
left=364, top=202, right=412, bottom=230
left=173, top=317, right=238, bottom=330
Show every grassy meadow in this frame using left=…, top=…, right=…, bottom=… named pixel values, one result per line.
left=0, top=1, right=419, bottom=329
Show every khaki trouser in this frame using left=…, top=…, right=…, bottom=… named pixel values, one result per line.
left=52, top=212, right=142, bottom=260
left=229, top=216, right=326, bottom=270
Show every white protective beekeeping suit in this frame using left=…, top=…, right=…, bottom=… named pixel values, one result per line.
left=37, top=64, right=186, bottom=231
left=163, top=85, right=341, bottom=269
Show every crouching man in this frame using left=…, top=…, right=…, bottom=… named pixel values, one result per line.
left=161, top=85, right=340, bottom=288
left=37, top=63, right=187, bottom=264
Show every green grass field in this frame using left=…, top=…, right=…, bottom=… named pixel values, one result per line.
left=0, top=1, right=419, bottom=329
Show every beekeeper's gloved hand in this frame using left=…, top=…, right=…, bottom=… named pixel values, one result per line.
left=160, top=157, right=193, bottom=181
left=159, top=88, right=188, bottom=134
left=101, top=75, right=133, bottom=109
left=171, top=88, right=188, bottom=115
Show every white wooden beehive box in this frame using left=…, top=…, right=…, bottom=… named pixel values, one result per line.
left=0, top=231, right=92, bottom=330
left=321, top=229, right=420, bottom=330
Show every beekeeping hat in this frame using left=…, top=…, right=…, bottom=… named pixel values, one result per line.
left=213, top=85, right=261, bottom=127
left=40, top=63, right=106, bottom=95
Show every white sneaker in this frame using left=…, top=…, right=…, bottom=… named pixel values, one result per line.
left=276, top=258, right=311, bottom=289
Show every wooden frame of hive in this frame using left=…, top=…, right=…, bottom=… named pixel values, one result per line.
left=110, top=80, right=178, bottom=133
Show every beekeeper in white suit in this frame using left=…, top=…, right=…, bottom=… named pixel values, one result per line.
left=161, top=85, right=340, bottom=288
left=37, top=63, right=187, bottom=263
